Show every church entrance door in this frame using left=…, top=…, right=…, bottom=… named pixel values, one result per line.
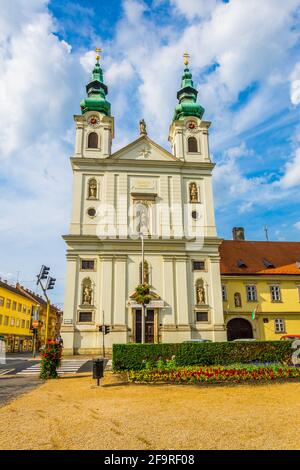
left=135, top=309, right=155, bottom=343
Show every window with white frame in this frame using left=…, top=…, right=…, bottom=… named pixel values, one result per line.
left=221, top=285, right=227, bottom=302
left=246, top=285, right=257, bottom=302
left=274, top=318, right=285, bottom=333
left=270, top=285, right=281, bottom=302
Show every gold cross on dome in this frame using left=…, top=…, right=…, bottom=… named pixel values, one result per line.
left=95, top=47, right=102, bottom=61
left=183, top=52, right=190, bottom=66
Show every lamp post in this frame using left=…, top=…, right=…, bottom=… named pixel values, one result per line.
left=139, top=231, right=146, bottom=344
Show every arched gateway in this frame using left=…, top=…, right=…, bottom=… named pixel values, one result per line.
left=227, top=318, right=253, bottom=341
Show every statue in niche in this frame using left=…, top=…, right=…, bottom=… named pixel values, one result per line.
left=189, top=182, right=199, bottom=203
left=136, top=201, right=150, bottom=234
left=196, top=283, right=205, bottom=304
left=88, top=179, right=97, bottom=199
left=82, top=282, right=93, bottom=305
left=139, top=119, right=147, bottom=135
left=234, top=293, right=242, bottom=307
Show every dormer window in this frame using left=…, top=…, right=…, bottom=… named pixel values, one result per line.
left=263, top=259, right=275, bottom=269
left=237, top=259, right=247, bottom=268
left=88, top=132, right=98, bottom=148
left=187, top=137, right=198, bottom=153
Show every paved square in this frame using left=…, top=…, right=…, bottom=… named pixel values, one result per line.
left=0, top=375, right=299, bottom=450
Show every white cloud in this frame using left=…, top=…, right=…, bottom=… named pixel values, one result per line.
left=0, top=10, right=74, bottom=157
left=290, top=62, right=300, bottom=105
left=295, top=221, right=300, bottom=230
left=225, top=142, right=254, bottom=159
left=170, top=0, right=220, bottom=20
left=213, top=144, right=295, bottom=214
left=279, top=149, right=300, bottom=188
left=106, top=60, right=134, bottom=86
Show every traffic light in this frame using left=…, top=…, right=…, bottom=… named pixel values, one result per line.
left=99, top=325, right=110, bottom=334
left=37, top=265, right=50, bottom=285
left=46, top=276, right=56, bottom=290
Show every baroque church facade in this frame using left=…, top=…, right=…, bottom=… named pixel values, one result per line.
left=62, top=51, right=226, bottom=354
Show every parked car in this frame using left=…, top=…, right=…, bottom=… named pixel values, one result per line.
left=183, top=339, right=212, bottom=343
left=280, top=335, right=300, bottom=341
left=232, top=338, right=257, bottom=342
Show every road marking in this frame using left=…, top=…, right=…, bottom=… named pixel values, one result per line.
left=17, top=360, right=89, bottom=376
left=0, top=369, right=15, bottom=376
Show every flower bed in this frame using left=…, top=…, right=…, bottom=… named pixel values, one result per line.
left=128, top=365, right=300, bottom=384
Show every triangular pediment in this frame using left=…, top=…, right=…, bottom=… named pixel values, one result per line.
left=110, top=135, right=178, bottom=162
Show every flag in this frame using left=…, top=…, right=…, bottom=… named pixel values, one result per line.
left=251, top=304, right=259, bottom=320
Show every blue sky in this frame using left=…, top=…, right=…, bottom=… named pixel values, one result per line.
left=0, top=0, right=300, bottom=306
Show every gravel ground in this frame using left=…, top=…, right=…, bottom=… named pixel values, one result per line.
left=0, top=374, right=299, bottom=450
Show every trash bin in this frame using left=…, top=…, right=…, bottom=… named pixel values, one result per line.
left=93, top=358, right=104, bottom=385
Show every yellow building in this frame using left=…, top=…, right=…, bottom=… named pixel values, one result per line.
left=0, top=279, right=35, bottom=352
left=17, top=285, right=62, bottom=349
left=0, top=279, right=62, bottom=353
left=220, top=234, right=300, bottom=341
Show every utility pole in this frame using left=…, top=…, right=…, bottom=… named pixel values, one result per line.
left=139, top=231, right=145, bottom=344
left=102, top=310, right=105, bottom=358
left=36, top=266, right=56, bottom=347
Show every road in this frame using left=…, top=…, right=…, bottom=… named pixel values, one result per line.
left=0, top=376, right=42, bottom=406
left=0, top=355, right=93, bottom=376
left=0, top=357, right=110, bottom=406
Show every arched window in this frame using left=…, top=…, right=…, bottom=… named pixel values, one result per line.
left=88, top=132, right=98, bottom=148
left=139, top=260, right=149, bottom=284
left=188, top=136, right=198, bottom=153
left=234, top=292, right=242, bottom=308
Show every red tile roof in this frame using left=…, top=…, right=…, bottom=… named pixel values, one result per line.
left=220, top=240, right=300, bottom=275
left=0, top=279, right=61, bottom=313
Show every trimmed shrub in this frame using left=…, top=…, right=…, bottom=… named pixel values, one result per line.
left=112, top=341, right=292, bottom=371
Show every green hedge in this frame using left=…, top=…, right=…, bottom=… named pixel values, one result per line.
left=112, top=341, right=293, bottom=371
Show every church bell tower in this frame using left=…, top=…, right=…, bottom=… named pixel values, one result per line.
left=169, top=53, right=211, bottom=163
left=74, top=48, right=114, bottom=159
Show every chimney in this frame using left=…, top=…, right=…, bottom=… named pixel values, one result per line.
left=232, top=227, right=245, bottom=241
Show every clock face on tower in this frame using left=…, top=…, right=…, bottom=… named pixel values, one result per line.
left=88, top=115, right=100, bottom=127
left=186, top=120, right=198, bottom=133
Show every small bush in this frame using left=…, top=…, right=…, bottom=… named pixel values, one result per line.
left=112, top=341, right=292, bottom=371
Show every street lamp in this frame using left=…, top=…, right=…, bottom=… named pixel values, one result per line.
left=139, top=230, right=145, bottom=344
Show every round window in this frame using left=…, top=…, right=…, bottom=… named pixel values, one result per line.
left=87, top=207, right=96, bottom=218
left=191, top=210, right=198, bottom=220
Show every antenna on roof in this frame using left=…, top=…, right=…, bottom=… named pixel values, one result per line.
left=264, top=225, right=269, bottom=241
